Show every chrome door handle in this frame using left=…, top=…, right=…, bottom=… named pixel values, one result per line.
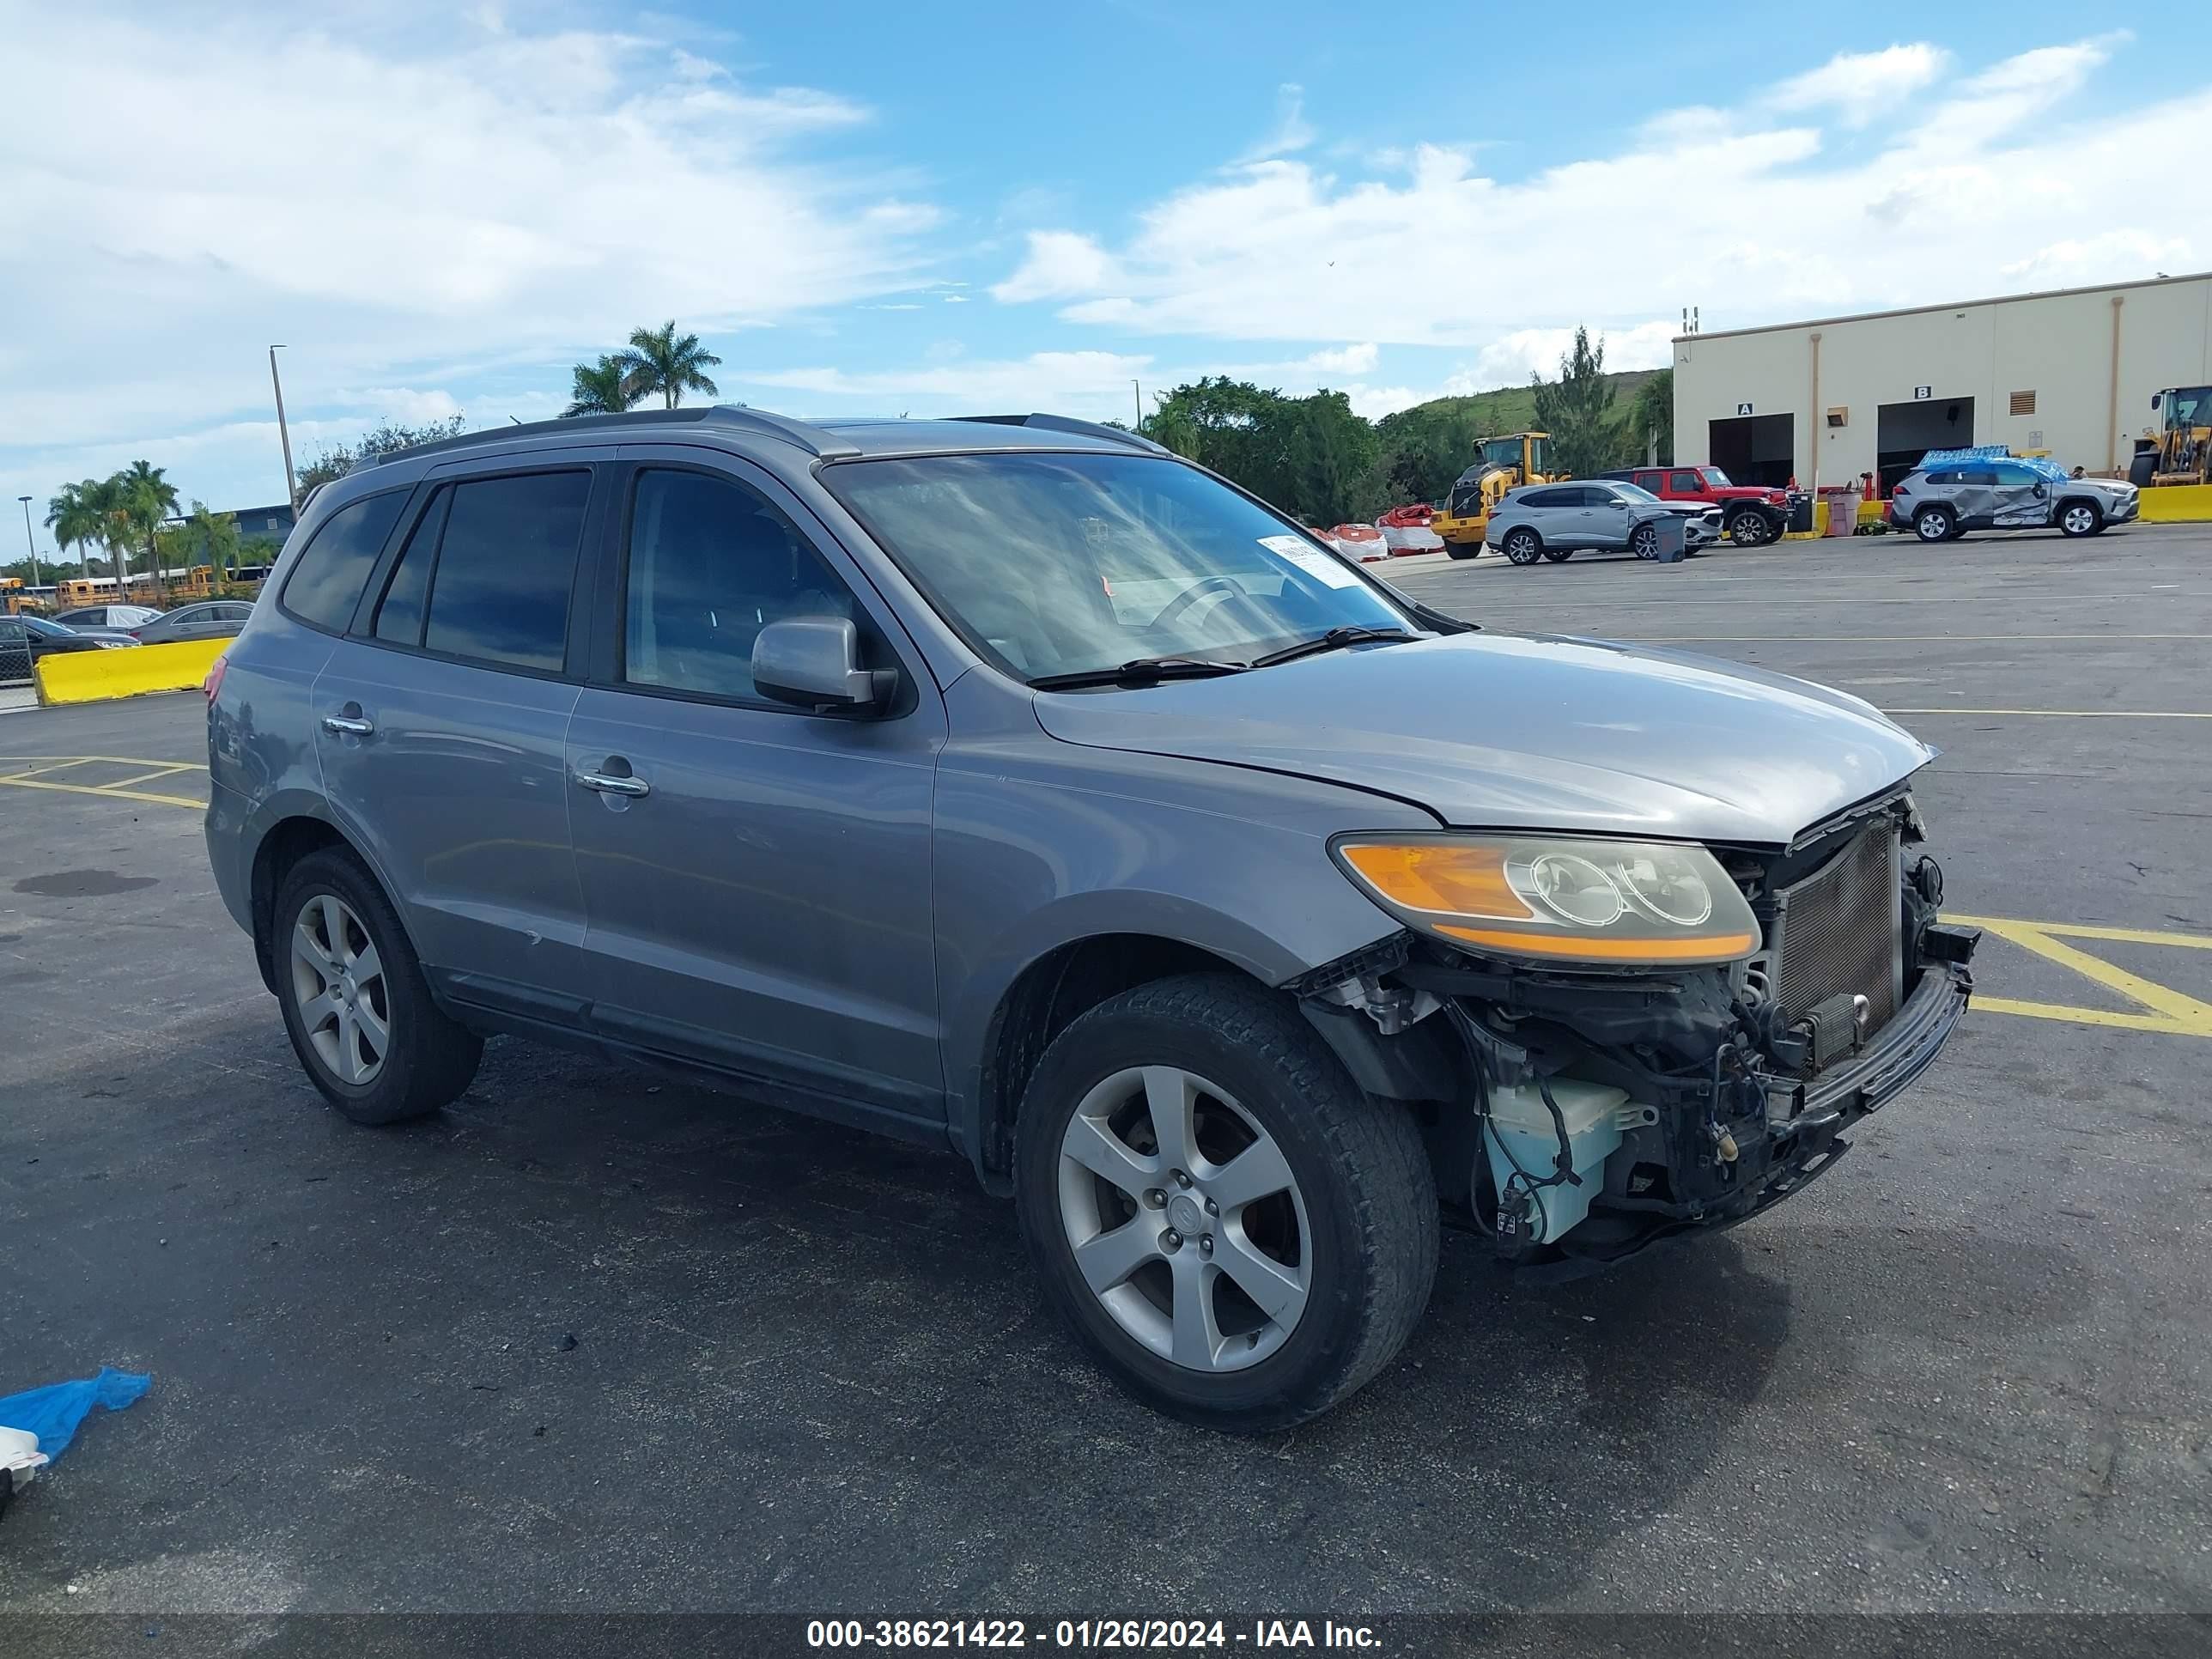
left=575, top=770, right=650, bottom=798
left=321, top=714, right=374, bottom=736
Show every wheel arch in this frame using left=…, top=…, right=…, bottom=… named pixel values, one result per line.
left=961, top=930, right=1290, bottom=1194
left=246, top=809, right=397, bottom=996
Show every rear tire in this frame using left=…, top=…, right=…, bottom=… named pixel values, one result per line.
left=1013, top=975, right=1438, bottom=1431
left=274, top=849, right=482, bottom=1126
left=1541, top=549, right=1573, bottom=562
left=1913, top=505, right=1954, bottom=543
left=1502, top=529, right=1543, bottom=565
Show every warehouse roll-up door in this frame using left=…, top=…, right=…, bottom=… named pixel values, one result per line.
left=1707, top=413, right=1794, bottom=488
left=1877, top=397, right=1974, bottom=494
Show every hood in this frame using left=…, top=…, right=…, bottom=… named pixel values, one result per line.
left=1032, top=632, right=1936, bottom=846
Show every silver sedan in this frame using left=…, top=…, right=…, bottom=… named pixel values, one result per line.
left=1486, top=480, right=1721, bottom=565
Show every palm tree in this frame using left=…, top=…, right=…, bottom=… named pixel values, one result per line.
left=79, top=475, right=133, bottom=593
left=185, top=501, right=242, bottom=580
left=613, top=321, right=722, bottom=409
left=46, top=482, right=101, bottom=582
left=118, top=460, right=179, bottom=598
left=563, top=355, right=643, bottom=417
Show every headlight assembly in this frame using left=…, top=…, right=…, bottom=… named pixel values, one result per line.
left=1334, top=834, right=1759, bottom=966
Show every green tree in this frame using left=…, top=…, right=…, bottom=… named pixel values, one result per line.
left=1142, top=378, right=1293, bottom=502
left=46, top=481, right=104, bottom=581
left=1279, top=392, right=1388, bottom=524
left=79, top=474, right=135, bottom=592
left=614, top=320, right=722, bottom=409
left=118, top=459, right=179, bottom=594
left=1531, top=326, right=1626, bottom=479
left=563, top=355, right=643, bottom=417
left=298, top=415, right=470, bottom=494
left=182, top=501, right=242, bottom=578
left=1375, top=403, right=1489, bottom=503
left=1626, top=367, right=1674, bottom=467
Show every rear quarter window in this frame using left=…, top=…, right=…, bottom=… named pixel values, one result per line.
left=280, top=491, right=411, bottom=634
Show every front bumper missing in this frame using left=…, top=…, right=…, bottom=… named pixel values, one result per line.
left=1527, top=957, right=1973, bottom=1280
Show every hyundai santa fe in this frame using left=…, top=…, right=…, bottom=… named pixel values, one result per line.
left=205, top=406, right=1978, bottom=1430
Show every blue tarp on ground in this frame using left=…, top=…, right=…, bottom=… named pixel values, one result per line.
left=0, top=1367, right=151, bottom=1462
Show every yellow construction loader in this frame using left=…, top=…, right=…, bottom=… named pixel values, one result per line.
left=2136, top=386, right=2211, bottom=486
left=1430, top=432, right=1560, bottom=558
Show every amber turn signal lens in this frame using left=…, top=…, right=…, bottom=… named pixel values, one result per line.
left=1435, top=924, right=1759, bottom=963
left=1340, top=842, right=1534, bottom=921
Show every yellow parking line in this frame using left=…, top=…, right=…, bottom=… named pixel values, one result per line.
left=0, top=775, right=204, bottom=810
left=0, top=757, right=99, bottom=779
left=0, top=754, right=209, bottom=769
left=1950, top=915, right=2212, bottom=951
left=100, top=763, right=204, bottom=789
left=1885, top=707, right=2212, bottom=719
left=1953, top=914, right=2212, bottom=1038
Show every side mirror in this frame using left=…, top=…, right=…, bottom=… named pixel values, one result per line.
left=750, top=616, right=889, bottom=712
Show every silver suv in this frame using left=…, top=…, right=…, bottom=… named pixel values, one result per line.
left=1486, top=480, right=1720, bottom=564
left=206, top=407, right=1977, bottom=1429
left=1887, top=458, right=2139, bottom=542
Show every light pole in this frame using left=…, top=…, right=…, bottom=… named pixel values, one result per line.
left=15, top=495, right=37, bottom=589
left=1132, top=379, right=1142, bottom=430
left=269, top=344, right=299, bottom=507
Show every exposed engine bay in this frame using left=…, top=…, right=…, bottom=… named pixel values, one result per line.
left=1295, top=788, right=1980, bottom=1272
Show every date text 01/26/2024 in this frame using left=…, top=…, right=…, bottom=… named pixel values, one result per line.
left=805, top=1620, right=1383, bottom=1650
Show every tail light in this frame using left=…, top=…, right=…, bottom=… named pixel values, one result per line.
left=202, top=653, right=228, bottom=702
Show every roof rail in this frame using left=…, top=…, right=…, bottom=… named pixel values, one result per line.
left=361, top=404, right=859, bottom=472
left=953, top=413, right=1169, bottom=455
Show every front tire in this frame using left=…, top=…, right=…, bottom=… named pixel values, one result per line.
left=1445, top=540, right=1480, bottom=561
left=1913, top=505, right=1954, bottom=543
left=1541, top=549, right=1573, bottom=562
left=1013, top=975, right=1437, bottom=1431
left=1726, top=509, right=1771, bottom=546
left=1629, top=523, right=1661, bottom=560
left=1501, top=528, right=1544, bottom=565
left=2057, top=500, right=2102, bottom=538
left=274, top=849, right=482, bottom=1125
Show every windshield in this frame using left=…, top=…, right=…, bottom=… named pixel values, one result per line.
left=1610, top=481, right=1661, bottom=503
left=825, top=452, right=1412, bottom=683
left=1698, top=466, right=1734, bottom=488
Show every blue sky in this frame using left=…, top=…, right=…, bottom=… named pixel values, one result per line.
left=3, top=0, right=2209, bottom=534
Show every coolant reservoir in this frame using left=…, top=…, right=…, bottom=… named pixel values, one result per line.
left=1483, top=1079, right=1630, bottom=1243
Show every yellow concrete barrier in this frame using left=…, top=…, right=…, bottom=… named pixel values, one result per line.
left=34, top=637, right=229, bottom=706
left=2139, top=483, right=2212, bottom=523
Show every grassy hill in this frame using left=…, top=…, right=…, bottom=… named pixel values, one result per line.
left=1385, top=368, right=1662, bottom=434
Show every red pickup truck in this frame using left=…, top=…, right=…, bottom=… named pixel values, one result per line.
left=1599, top=466, right=1793, bottom=546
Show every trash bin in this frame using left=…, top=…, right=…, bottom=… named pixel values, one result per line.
left=1787, top=493, right=1814, bottom=534
left=1818, top=485, right=1861, bottom=538
left=1652, top=515, right=1686, bottom=562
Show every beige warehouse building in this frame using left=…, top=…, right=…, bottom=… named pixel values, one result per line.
left=1671, top=270, right=2212, bottom=495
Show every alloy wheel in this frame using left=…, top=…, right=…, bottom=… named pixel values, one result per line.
left=1055, top=1066, right=1311, bottom=1373
left=2062, top=503, right=2098, bottom=536
left=1631, top=525, right=1660, bottom=559
left=290, top=893, right=390, bottom=1085
left=1729, top=513, right=1770, bottom=545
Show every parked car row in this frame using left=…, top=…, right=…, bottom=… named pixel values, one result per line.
left=24, top=600, right=255, bottom=642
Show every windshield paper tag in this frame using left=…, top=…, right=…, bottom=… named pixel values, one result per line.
left=1259, top=534, right=1360, bottom=588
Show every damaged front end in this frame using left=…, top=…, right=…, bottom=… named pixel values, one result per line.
left=1295, top=792, right=1978, bottom=1273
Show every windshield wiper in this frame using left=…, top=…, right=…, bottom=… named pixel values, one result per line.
left=1029, top=656, right=1249, bottom=690
left=1246, top=625, right=1419, bottom=670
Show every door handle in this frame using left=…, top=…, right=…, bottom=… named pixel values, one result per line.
left=321, top=714, right=374, bottom=736
left=574, top=769, right=650, bottom=799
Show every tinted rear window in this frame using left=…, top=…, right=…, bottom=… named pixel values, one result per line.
left=282, top=491, right=410, bottom=633
left=422, top=471, right=591, bottom=672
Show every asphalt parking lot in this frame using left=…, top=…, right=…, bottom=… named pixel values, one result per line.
left=3, top=524, right=2209, bottom=1622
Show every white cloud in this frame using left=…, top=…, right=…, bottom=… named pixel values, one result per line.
left=1308, top=343, right=1379, bottom=375
left=0, top=7, right=939, bottom=506
left=746, top=350, right=1158, bottom=416
left=988, top=231, right=1122, bottom=303
left=1456, top=323, right=1677, bottom=388
left=1239, top=83, right=1316, bottom=162
left=1770, top=44, right=1950, bottom=126
left=988, top=36, right=2200, bottom=356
